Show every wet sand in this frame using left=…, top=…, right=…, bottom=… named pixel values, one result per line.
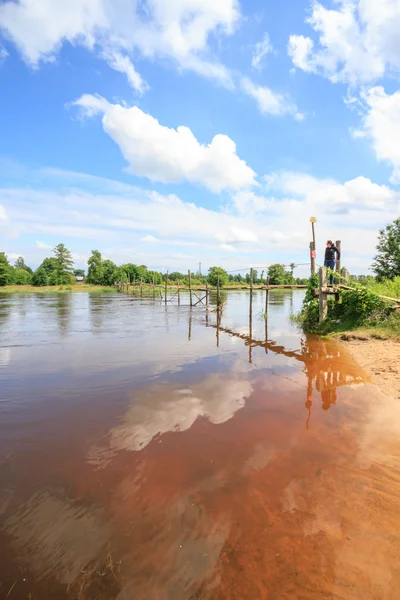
left=342, top=337, right=400, bottom=399
left=1, top=291, right=400, bottom=599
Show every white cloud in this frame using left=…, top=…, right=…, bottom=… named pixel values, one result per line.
left=102, top=50, right=147, bottom=94
left=141, top=235, right=159, bottom=243
left=215, top=227, right=258, bottom=244
left=0, top=45, right=8, bottom=62
left=265, top=171, right=399, bottom=212
left=288, top=0, right=400, bottom=84
left=220, top=243, right=236, bottom=252
left=2, top=166, right=400, bottom=273
left=0, top=0, right=239, bottom=87
left=353, top=86, right=400, bottom=183
left=252, top=33, right=273, bottom=70
left=35, top=241, right=52, bottom=249
left=241, top=77, right=304, bottom=120
left=73, top=94, right=256, bottom=192
left=0, top=204, right=7, bottom=220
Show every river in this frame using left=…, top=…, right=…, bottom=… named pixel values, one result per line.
left=1, top=290, right=400, bottom=599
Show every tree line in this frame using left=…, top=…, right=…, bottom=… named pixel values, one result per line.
left=1, top=217, right=400, bottom=287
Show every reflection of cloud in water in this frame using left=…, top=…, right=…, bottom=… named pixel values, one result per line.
left=242, top=443, right=275, bottom=475
left=109, top=375, right=253, bottom=452
left=0, top=347, right=11, bottom=366
left=4, top=489, right=112, bottom=585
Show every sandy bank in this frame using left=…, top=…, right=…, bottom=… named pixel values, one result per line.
left=340, top=336, right=400, bottom=398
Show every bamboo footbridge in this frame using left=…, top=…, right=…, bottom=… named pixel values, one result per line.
left=116, top=238, right=400, bottom=320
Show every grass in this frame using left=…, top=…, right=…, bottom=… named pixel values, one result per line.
left=1, top=284, right=115, bottom=294
left=363, top=276, right=400, bottom=299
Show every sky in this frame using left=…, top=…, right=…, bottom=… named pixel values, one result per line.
left=1, top=0, right=400, bottom=276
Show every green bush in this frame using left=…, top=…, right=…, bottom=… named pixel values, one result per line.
left=294, top=275, right=392, bottom=334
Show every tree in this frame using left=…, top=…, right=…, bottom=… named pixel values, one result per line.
left=40, top=257, right=59, bottom=275
left=102, top=259, right=119, bottom=286
left=87, top=250, right=104, bottom=285
left=207, top=266, right=228, bottom=287
left=14, top=256, right=33, bottom=273
left=53, top=243, right=74, bottom=284
left=0, top=253, right=11, bottom=286
left=32, top=267, right=48, bottom=287
left=268, top=264, right=287, bottom=285
left=14, top=268, right=32, bottom=285
left=372, top=218, right=400, bottom=280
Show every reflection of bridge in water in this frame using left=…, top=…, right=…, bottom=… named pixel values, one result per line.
left=198, top=312, right=368, bottom=430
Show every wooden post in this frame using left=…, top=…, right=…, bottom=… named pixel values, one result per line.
left=140, top=278, right=143, bottom=298
left=153, top=276, right=155, bottom=300
left=319, top=266, right=328, bottom=322
left=265, top=276, right=269, bottom=313
left=217, top=274, right=221, bottom=308
left=310, top=241, right=316, bottom=275
left=341, top=268, right=349, bottom=282
left=165, top=271, right=168, bottom=305
left=178, top=280, right=181, bottom=306
left=206, top=282, right=209, bottom=307
left=335, top=240, right=341, bottom=277
left=188, top=270, right=192, bottom=307
left=311, top=221, right=316, bottom=251
left=249, top=267, right=253, bottom=322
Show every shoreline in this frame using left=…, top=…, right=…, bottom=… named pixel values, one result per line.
left=340, top=334, right=400, bottom=399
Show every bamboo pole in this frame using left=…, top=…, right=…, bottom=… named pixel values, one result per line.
left=206, top=282, right=209, bottom=307
left=140, top=278, right=143, bottom=298
left=217, top=273, right=221, bottom=308
left=335, top=240, right=341, bottom=279
left=249, top=267, right=253, bottom=328
left=153, top=276, right=155, bottom=300
left=265, top=275, right=269, bottom=313
left=178, top=280, right=180, bottom=306
left=165, top=271, right=168, bottom=305
left=319, top=266, right=328, bottom=322
left=310, top=241, right=316, bottom=276
left=188, top=270, right=192, bottom=307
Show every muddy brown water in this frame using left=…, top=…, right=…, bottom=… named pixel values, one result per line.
left=1, top=290, right=400, bottom=600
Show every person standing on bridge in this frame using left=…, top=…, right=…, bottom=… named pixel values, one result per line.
left=324, top=240, right=340, bottom=285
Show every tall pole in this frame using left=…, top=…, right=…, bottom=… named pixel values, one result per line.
left=335, top=240, right=341, bottom=278
left=165, top=271, right=168, bottom=305
left=309, top=217, right=317, bottom=276
left=188, top=270, right=192, bottom=307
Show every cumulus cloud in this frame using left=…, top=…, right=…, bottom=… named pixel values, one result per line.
left=288, top=0, right=400, bottom=84
left=0, top=204, right=7, bottom=220
left=0, top=0, right=239, bottom=87
left=73, top=94, right=256, bottom=192
left=251, top=33, right=273, bottom=70
left=241, top=77, right=304, bottom=120
left=353, top=86, right=400, bottom=184
left=265, top=171, right=399, bottom=212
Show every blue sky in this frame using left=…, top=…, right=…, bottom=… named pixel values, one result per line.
left=1, top=0, right=400, bottom=275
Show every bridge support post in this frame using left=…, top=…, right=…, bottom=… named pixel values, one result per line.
left=319, top=266, right=328, bottom=322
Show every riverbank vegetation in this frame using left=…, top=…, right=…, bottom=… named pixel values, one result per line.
left=293, top=217, right=400, bottom=338
left=292, top=275, right=400, bottom=337
left=0, top=244, right=307, bottom=290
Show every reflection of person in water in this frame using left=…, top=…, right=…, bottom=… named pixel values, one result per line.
left=321, top=388, right=337, bottom=411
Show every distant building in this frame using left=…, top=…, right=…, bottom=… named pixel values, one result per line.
left=75, top=276, right=84, bottom=283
